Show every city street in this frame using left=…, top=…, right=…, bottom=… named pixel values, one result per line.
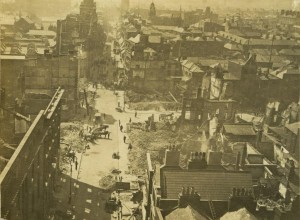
left=55, top=85, right=163, bottom=220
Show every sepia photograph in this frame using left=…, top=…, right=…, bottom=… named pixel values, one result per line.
left=0, top=0, right=299, bottom=219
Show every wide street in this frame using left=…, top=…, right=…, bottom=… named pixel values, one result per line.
left=55, top=85, right=163, bottom=220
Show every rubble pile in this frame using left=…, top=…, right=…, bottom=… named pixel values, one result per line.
left=60, top=122, right=85, bottom=151
left=128, top=128, right=176, bottom=175
left=126, top=90, right=169, bottom=103
left=128, top=122, right=205, bottom=175
left=98, top=174, right=116, bottom=190
left=128, top=101, right=180, bottom=111
left=60, top=122, right=86, bottom=173
left=126, top=90, right=180, bottom=111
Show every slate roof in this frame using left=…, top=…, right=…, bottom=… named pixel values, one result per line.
left=223, top=124, right=256, bottom=136
left=162, top=169, right=252, bottom=201
left=285, top=122, right=300, bottom=135
left=27, top=30, right=56, bottom=37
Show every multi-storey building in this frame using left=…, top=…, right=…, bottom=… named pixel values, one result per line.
left=0, top=88, right=64, bottom=220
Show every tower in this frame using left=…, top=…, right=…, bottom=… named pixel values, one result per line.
left=149, top=2, right=156, bottom=19
left=121, top=0, right=130, bottom=13
left=79, top=0, right=97, bottom=37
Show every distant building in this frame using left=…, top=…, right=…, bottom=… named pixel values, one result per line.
left=15, top=17, right=35, bottom=33
left=148, top=2, right=183, bottom=27
left=121, top=0, right=130, bottom=13
left=279, top=10, right=300, bottom=26
left=149, top=2, right=156, bottom=19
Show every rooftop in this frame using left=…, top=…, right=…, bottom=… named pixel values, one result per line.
left=161, top=169, right=252, bottom=201
left=26, top=30, right=56, bottom=37
left=223, top=124, right=256, bottom=136
left=285, top=122, right=300, bottom=135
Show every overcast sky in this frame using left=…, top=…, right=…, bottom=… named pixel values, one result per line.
left=90, top=0, right=296, bottom=10
left=7, top=0, right=297, bottom=10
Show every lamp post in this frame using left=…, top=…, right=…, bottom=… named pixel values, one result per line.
left=68, top=154, right=77, bottom=204
left=68, top=159, right=73, bottom=204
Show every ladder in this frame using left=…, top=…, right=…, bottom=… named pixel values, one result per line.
left=208, top=199, right=217, bottom=220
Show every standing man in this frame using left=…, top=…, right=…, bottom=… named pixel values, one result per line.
left=123, top=135, right=126, bottom=143
left=135, top=111, right=137, bottom=118
left=120, top=125, right=123, bottom=132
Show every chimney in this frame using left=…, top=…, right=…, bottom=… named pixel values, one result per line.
left=163, top=146, right=180, bottom=167
left=286, top=159, right=295, bottom=181
left=255, top=128, right=263, bottom=148
left=178, top=186, right=201, bottom=208
left=197, top=87, right=201, bottom=99
left=235, top=151, right=241, bottom=171
left=188, top=151, right=207, bottom=169
left=240, top=145, right=247, bottom=167
left=207, top=150, right=222, bottom=165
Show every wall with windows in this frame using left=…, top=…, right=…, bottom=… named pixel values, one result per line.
left=0, top=88, right=64, bottom=220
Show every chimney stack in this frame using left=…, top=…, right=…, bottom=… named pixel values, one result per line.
left=188, top=151, right=207, bottom=169
left=163, top=146, right=180, bottom=167
left=241, top=145, right=247, bottom=167
left=178, top=186, right=201, bottom=208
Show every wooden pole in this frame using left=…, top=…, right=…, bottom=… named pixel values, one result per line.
left=84, top=89, right=89, bottom=116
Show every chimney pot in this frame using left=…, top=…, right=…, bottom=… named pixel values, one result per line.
left=195, top=152, right=198, bottom=160
left=186, top=187, right=190, bottom=195
left=232, top=187, right=236, bottom=196
left=182, top=186, right=186, bottom=195
left=191, top=187, right=195, bottom=195
left=236, top=188, right=241, bottom=196
left=241, top=187, right=245, bottom=196
left=199, top=152, right=203, bottom=160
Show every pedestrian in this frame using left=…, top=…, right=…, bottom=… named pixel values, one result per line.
left=123, top=135, right=126, bottom=143
left=129, top=117, right=131, bottom=123
left=120, top=125, right=123, bottom=132
left=107, top=132, right=110, bottom=139
left=128, top=143, right=132, bottom=150
left=75, top=160, right=78, bottom=170
left=135, top=111, right=137, bottom=118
